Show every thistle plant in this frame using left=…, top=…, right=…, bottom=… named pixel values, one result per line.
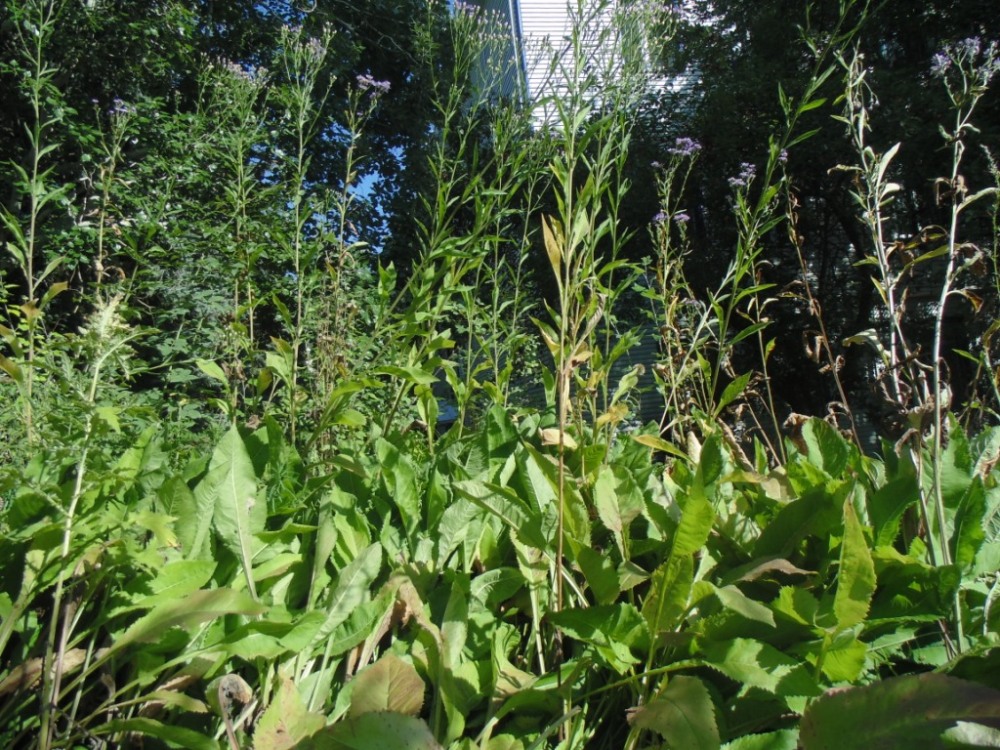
left=832, top=36, right=998, bottom=652
left=269, top=23, right=336, bottom=445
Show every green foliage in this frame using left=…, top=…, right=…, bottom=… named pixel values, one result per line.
left=1, top=0, right=999, bottom=749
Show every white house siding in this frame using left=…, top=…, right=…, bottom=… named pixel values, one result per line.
left=470, top=0, right=661, bottom=123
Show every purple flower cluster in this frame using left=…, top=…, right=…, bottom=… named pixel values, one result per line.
left=109, top=97, right=134, bottom=117
left=728, top=162, right=756, bottom=189
left=453, top=1, right=477, bottom=15
left=652, top=210, right=690, bottom=226
left=668, top=136, right=702, bottom=157
left=305, top=37, right=326, bottom=61
left=931, top=36, right=1000, bottom=84
left=356, top=73, right=391, bottom=95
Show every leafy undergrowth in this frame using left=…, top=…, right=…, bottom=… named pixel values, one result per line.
left=2, top=409, right=999, bottom=749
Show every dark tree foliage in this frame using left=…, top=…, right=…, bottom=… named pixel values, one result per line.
left=634, top=0, right=1000, bottom=437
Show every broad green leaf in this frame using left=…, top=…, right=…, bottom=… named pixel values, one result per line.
left=722, top=730, right=799, bottom=750
left=643, top=556, right=694, bottom=636
left=453, top=480, right=547, bottom=550
left=310, top=543, right=382, bottom=650
left=798, top=418, right=851, bottom=479
left=816, top=631, right=867, bottom=682
left=442, top=574, right=469, bottom=669
left=93, top=718, right=218, bottom=750
left=834, top=500, right=876, bottom=630
left=469, top=568, right=524, bottom=609
left=952, top=479, right=987, bottom=573
left=576, top=544, right=620, bottom=605
left=711, top=584, right=776, bottom=627
left=627, top=675, right=720, bottom=750
left=714, top=371, right=752, bottom=417
left=107, top=589, right=264, bottom=662
left=349, top=654, right=425, bottom=717
left=800, top=674, right=1000, bottom=750
left=255, top=675, right=326, bottom=750
left=321, top=584, right=397, bottom=658
left=138, top=560, right=216, bottom=607
left=941, top=721, right=1000, bottom=747
left=550, top=604, right=647, bottom=673
left=755, top=488, right=842, bottom=559
left=376, top=438, right=421, bottom=535
left=869, top=473, right=919, bottom=547
left=594, top=465, right=626, bottom=556
left=209, top=425, right=265, bottom=599
left=301, top=712, right=442, bottom=750
left=698, top=638, right=820, bottom=697
left=164, top=474, right=212, bottom=561
left=373, top=365, right=438, bottom=385
left=195, top=358, right=228, bottom=386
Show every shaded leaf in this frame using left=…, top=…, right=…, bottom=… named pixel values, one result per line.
left=800, top=674, right=1000, bottom=750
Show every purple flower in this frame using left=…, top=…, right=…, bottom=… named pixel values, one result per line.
left=931, top=37, right=1000, bottom=84
left=453, top=1, right=476, bottom=15
left=957, top=37, right=983, bottom=59
left=668, top=136, right=702, bottom=157
left=305, top=37, right=325, bottom=61
left=673, top=212, right=690, bottom=224
left=651, top=161, right=663, bottom=170
left=931, top=51, right=952, bottom=78
left=652, top=211, right=669, bottom=225
left=356, top=73, right=391, bottom=94
left=728, top=162, right=756, bottom=189
left=778, top=149, right=788, bottom=165
left=109, top=97, right=134, bottom=117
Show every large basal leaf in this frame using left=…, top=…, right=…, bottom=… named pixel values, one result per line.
left=301, top=712, right=443, bottom=750
left=129, top=560, right=217, bottom=610
left=576, top=544, right=621, bottom=605
left=627, top=675, right=720, bottom=750
left=109, top=588, right=264, bottom=659
left=800, top=673, right=1000, bottom=750
left=643, top=556, right=695, bottom=637
left=310, top=543, right=382, bottom=651
left=255, top=675, right=326, bottom=750
left=952, top=478, right=987, bottom=573
left=453, top=479, right=548, bottom=550
left=207, top=425, right=266, bottom=597
left=376, top=437, right=421, bottom=535
left=349, top=653, right=425, bottom=718
left=834, top=500, right=876, bottom=630
left=164, top=473, right=212, bottom=561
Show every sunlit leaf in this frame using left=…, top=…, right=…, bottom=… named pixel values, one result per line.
left=349, top=654, right=425, bottom=718
left=627, top=675, right=720, bottom=750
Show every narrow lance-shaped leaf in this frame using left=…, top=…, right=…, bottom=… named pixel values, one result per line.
left=834, top=499, right=876, bottom=630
